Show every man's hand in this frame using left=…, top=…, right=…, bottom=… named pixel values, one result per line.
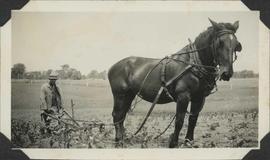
left=59, top=107, right=64, bottom=113
left=40, top=109, right=47, bottom=114
left=40, top=104, right=48, bottom=111
left=56, top=108, right=64, bottom=118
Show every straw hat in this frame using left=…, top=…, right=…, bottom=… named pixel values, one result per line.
left=49, top=71, right=59, bottom=80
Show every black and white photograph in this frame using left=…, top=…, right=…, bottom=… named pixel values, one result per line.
left=10, top=10, right=260, bottom=149
left=1, top=1, right=269, bottom=160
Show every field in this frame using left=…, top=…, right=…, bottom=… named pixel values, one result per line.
left=11, top=78, right=258, bottom=148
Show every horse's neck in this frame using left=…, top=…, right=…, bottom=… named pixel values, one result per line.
left=171, top=29, right=217, bottom=68
left=171, top=45, right=191, bottom=61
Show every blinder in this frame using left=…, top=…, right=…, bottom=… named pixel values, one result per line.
left=235, top=41, right=242, bottom=52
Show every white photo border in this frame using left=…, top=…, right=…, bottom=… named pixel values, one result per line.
left=1, top=1, right=269, bottom=160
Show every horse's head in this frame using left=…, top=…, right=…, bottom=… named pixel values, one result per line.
left=209, top=18, right=242, bottom=81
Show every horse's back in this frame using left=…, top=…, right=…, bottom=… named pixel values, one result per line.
left=108, top=56, right=161, bottom=93
left=108, top=56, right=158, bottom=79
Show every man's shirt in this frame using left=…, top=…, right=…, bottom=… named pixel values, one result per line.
left=40, top=82, right=63, bottom=110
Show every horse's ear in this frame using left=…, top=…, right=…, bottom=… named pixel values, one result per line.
left=208, top=18, right=221, bottom=30
left=233, top=21, right=239, bottom=32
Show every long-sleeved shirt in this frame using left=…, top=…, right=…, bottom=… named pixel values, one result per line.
left=40, top=83, right=63, bottom=111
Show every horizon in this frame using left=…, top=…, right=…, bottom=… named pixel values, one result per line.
left=11, top=63, right=259, bottom=75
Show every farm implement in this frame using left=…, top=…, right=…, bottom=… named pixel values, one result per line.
left=39, top=100, right=111, bottom=148
left=38, top=98, right=184, bottom=148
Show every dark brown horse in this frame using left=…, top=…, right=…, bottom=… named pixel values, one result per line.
left=108, top=19, right=242, bottom=148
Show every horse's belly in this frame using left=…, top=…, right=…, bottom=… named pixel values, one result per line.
left=130, top=58, right=175, bottom=104
left=138, top=89, right=174, bottom=104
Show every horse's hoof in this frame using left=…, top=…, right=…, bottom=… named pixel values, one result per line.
left=115, top=141, right=124, bottom=148
left=169, top=141, right=178, bottom=148
left=169, top=134, right=178, bottom=148
left=181, top=139, right=194, bottom=148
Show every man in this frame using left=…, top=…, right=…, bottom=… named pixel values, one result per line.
left=40, top=71, right=63, bottom=134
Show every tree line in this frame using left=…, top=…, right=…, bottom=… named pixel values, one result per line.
left=233, top=70, right=259, bottom=78
left=11, top=63, right=258, bottom=80
left=11, top=63, right=107, bottom=80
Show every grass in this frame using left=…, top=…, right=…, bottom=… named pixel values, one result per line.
left=12, top=78, right=258, bottom=119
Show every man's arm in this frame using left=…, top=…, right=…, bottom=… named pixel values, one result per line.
left=57, top=85, right=64, bottom=110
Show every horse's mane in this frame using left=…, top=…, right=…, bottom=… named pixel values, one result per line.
left=173, top=22, right=236, bottom=59
left=194, top=27, right=214, bottom=45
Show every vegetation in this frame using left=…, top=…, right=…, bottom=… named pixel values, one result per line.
left=87, top=70, right=107, bottom=80
left=11, top=78, right=258, bottom=148
left=11, top=63, right=257, bottom=80
left=11, top=63, right=26, bottom=79
left=233, top=70, right=259, bottom=78
left=11, top=110, right=258, bottom=148
left=11, top=63, right=107, bottom=80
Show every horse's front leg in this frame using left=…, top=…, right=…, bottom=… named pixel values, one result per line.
left=184, top=95, right=205, bottom=147
left=169, top=92, right=190, bottom=148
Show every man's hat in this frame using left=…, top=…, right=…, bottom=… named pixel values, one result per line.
left=49, top=71, right=58, bottom=80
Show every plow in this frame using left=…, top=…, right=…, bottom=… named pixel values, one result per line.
left=39, top=98, right=181, bottom=148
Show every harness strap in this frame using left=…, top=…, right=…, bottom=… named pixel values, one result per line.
left=134, top=64, right=193, bottom=135
left=163, top=87, right=175, bottom=101
left=160, top=58, right=175, bottom=101
left=160, top=58, right=167, bottom=85
left=134, top=86, right=165, bottom=135
left=165, top=65, right=192, bottom=87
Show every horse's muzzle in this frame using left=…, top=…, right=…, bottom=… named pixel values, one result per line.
left=220, top=71, right=232, bottom=81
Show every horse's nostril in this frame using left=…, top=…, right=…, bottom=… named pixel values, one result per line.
left=221, top=72, right=232, bottom=81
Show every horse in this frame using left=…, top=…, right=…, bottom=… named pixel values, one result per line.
left=108, top=18, right=242, bottom=148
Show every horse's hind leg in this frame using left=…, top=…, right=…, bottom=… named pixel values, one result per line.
left=112, top=92, right=135, bottom=148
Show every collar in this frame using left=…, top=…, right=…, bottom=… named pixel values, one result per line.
left=189, top=43, right=219, bottom=80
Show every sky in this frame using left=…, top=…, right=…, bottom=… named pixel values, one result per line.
left=12, top=11, right=259, bottom=75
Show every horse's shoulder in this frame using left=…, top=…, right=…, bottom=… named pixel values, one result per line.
left=175, top=72, right=200, bottom=92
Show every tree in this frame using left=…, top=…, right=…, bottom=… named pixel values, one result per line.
left=81, top=75, right=87, bottom=79
left=61, top=64, right=70, bottom=72
left=11, top=63, right=26, bottom=79
left=24, top=71, right=42, bottom=79
left=71, top=70, right=82, bottom=80
left=98, top=70, right=107, bottom=80
left=87, top=70, right=99, bottom=79
left=67, top=68, right=76, bottom=79
left=233, top=70, right=258, bottom=78
left=46, top=69, right=53, bottom=78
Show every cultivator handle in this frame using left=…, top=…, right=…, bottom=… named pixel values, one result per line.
left=63, top=110, right=81, bottom=127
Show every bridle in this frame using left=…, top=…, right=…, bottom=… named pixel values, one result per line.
left=171, top=29, right=238, bottom=71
